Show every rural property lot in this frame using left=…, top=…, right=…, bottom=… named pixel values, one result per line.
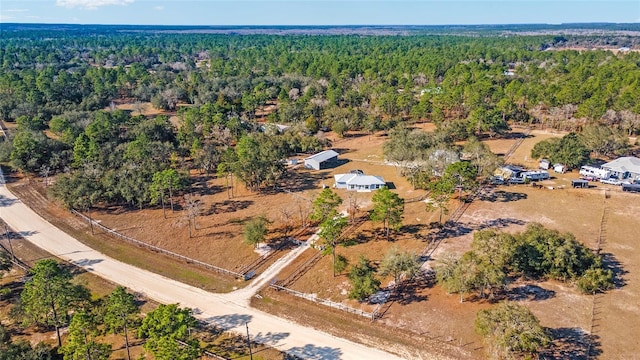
left=259, top=129, right=640, bottom=359
left=5, top=126, right=639, bottom=359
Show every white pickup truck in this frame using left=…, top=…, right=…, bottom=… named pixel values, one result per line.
left=600, top=178, right=621, bottom=185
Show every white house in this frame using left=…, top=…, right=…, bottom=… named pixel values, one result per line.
left=304, top=150, right=339, bottom=170
left=601, top=156, right=640, bottom=181
left=334, top=173, right=386, bottom=192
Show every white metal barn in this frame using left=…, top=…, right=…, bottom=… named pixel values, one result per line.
left=304, top=150, right=339, bottom=170
left=334, top=173, right=386, bottom=192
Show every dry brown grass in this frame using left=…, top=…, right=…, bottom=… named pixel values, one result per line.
left=5, top=125, right=639, bottom=359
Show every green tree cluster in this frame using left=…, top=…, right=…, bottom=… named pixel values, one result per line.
left=475, top=302, right=550, bottom=359
left=138, top=304, right=201, bottom=360
left=530, top=132, right=590, bottom=169
left=436, top=224, right=614, bottom=301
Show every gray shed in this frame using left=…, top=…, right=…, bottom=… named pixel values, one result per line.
left=304, top=150, right=339, bottom=170
left=571, top=179, right=589, bottom=188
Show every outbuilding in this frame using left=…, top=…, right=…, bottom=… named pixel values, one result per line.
left=553, top=164, right=566, bottom=174
left=334, top=173, right=386, bottom=192
left=571, top=179, right=589, bottom=188
left=304, top=150, right=339, bottom=170
left=539, top=159, right=550, bottom=170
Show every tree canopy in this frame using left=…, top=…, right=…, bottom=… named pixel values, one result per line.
left=138, top=304, right=201, bottom=360
left=370, top=187, right=405, bottom=240
left=20, top=259, right=90, bottom=347
left=475, top=302, right=550, bottom=359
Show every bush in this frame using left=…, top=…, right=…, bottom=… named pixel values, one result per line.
left=576, top=267, right=614, bottom=294
left=475, top=302, right=550, bottom=359
left=348, top=256, right=380, bottom=301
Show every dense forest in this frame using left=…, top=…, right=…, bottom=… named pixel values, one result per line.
left=1, top=24, right=639, bottom=207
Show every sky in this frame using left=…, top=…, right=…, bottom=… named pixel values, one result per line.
left=1, top=0, right=639, bottom=26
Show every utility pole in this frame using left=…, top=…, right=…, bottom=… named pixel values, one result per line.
left=87, top=207, right=94, bottom=235
left=245, top=322, right=253, bottom=360
left=5, top=225, right=15, bottom=261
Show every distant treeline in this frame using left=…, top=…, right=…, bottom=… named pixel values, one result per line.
left=1, top=28, right=639, bottom=207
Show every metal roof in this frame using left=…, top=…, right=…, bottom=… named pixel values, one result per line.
left=602, top=157, right=640, bottom=174
left=305, top=150, right=339, bottom=163
left=334, top=173, right=385, bottom=186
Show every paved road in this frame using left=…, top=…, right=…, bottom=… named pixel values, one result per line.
left=0, top=170, right=408, bottom=360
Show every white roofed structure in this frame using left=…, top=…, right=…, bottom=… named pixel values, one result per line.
left=602, top=156, right=640, bottom=181
left=334, top=173, right=386, bottom=192
left=304, top=150, right=339, bottom=170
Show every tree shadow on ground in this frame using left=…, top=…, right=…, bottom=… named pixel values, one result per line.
left=204, top=200, right=254, bottom=215
left=434, top=218, right=525, bottom=239
left=477, top=218, right=526, bottom=230
left=268, top=237, right=300, bottom=251
left=341, top=231, right=374, bottom=247
left=194, top=183, right=224, bottom=197
left=506, top=284, right=556, bottom=301
left=11, top=230, right=39, bottom=238
left=600, top=252, right=627, bottom=289
left=400, top=223, right=429, bottom=236
left=197, top=230, right=235, bottom=239
left=206, top=313, right=253, bottom=330
left=280, top=169, right=331, bottom=193
left=71, top=258, right=104, bottom=269
left=0, top=195, right=18, bottom=207
left=388, top=275, right=433, bottom=305
left=285, top=344, right=343, bottom=360
left=540, top=327, right=601, bottom=359
left=252, top=331, right=290, bottom=346
left=478, top=190, right=528, bottom=202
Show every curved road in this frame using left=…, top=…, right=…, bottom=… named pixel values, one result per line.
left=0, top=171, right=408, bottom=360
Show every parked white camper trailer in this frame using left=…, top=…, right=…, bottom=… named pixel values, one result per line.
left=520, top=170, right=550, bottom=181
left=579, top=166, right=610, bottom=179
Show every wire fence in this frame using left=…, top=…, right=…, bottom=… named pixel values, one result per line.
left=70, top=209, right=247, bottom=280
left=270, top=284, right=379, bottom=321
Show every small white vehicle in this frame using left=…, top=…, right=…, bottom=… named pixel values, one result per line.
left=600, top=178, right=620, bottom=185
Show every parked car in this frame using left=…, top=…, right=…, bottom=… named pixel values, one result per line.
left=600, top=178, right=621, bottom=185
left=508, top=177, right=525, bottom=184
left=490, top=176, right=505, bottom=185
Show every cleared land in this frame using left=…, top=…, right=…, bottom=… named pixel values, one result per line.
left=4, top=126, right=639, bottom=359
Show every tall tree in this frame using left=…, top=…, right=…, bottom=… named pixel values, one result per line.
left=426, top=176, right=455, bottom=224
left=441, top=161, right=478, bottom=201
left=103, top=286, right=139, bottom=360
left=348, top=255, right=381, bottom=301
left=462, top=137, right=502, bottom=177
left=475, top=302, right=550, bottom=359
left=310, top=187, right=343, bottom=224
left=21, top=259, right=90, bottom=348
left=59, top=311, right=111, bottom=360
left=370, top=187, right=404, bottom=240
left=138, top=304, right=200, bottom=360
left=244, top=216, right=269, bottom=249
left=379, top=247, right=421, bottom=289
left=150, top=168, right=184, bottom=216
left=318, top=211, right=348, bottom=277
